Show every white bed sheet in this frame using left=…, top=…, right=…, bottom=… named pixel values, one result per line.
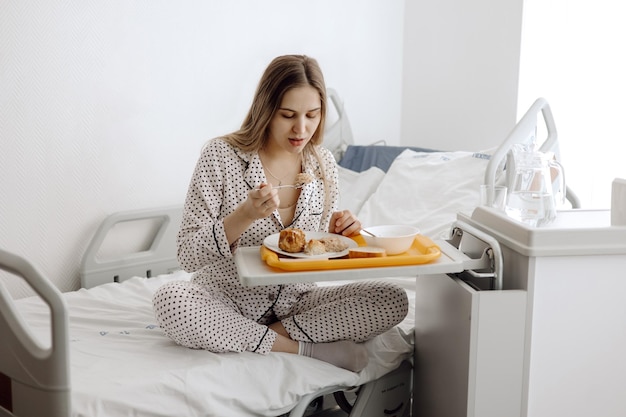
left=15, top=270, right=415, bottom=417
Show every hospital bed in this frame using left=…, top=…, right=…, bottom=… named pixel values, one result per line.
left=0, top=94, right=579, bottom=417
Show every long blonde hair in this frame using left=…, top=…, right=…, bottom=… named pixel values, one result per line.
left=222, top=55, right=327, bottom=158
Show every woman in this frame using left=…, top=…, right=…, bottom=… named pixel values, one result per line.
left=153, top=55, right=408, bottom=372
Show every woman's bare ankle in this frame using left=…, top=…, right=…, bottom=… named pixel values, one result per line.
left=268, top=321, right=291, bottom=339
left=270, top=334, right=299, bottom=353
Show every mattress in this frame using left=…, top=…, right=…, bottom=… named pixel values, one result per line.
left=15, top=270, right=415, bottom=417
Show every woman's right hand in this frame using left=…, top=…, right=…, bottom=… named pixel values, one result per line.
left=243, top=183, right=280, bottom=220
left=224, top=184, right=279, bottom=245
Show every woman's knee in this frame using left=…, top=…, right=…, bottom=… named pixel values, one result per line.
left=372, top=281, right=409, bottom=321
left=152, top=281, right=217, bottom=349
left=152, top=280, right=191, bottom=318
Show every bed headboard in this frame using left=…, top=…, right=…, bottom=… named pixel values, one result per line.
left=79, top=206, right=182, bottom=289
left=324, top=88, right=354, bottom=162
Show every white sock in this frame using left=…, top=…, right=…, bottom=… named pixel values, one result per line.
left=298, top=340, right=369, bottom=372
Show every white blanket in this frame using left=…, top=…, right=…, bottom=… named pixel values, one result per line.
left=16, top=271, right=415, bottom=417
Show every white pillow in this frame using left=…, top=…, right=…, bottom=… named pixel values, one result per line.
left=338, top=165, right=386, bottom=215
left=357, top=148, right=495, bottom=239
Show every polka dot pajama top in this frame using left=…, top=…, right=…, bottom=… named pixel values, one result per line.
left=153, top=138, right=409, bottom=355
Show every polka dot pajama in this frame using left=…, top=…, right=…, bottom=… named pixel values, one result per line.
left=153, top=279, right=408, bottom=354
left=152, top=138, right=409, bottom=355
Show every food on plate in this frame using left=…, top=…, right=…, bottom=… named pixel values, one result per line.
left=348, top=246, right=387, bottom=258
left=276, top=228, right=350, bottom=256
left=319, top=236, right=349, bottom=253
left=304, top=239, right=326, bottom=255
left=303, top=236, right=349, bottom=255
left=295, top=173, right=314, bottom=186
left=278, top=228, right=306, bottom=253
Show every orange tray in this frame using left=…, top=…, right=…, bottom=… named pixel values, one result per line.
left=261, top=234, right=441, bottom=272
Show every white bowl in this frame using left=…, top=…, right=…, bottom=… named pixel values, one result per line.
left=360, top=225, right=420, bottom=255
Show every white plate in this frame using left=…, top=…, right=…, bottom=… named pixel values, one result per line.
left=263, top=231, right=358, bottom=259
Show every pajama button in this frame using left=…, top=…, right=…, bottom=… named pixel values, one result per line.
left=268, top=293, right=276, bottom=301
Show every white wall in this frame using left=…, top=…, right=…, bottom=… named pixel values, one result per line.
left=0, top=0, right=405, bottom=297
left=401, top=0, right=523, bottom=151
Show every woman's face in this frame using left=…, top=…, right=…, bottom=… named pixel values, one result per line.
left=266, top=86, right=321, bottom=155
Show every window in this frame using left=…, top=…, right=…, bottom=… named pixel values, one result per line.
left=518, top=0, right=626, bottom=208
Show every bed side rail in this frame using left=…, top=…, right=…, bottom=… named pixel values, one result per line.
left=0, top=249, right=70, bottom=417
left=484, top=97, right=581, bottom=208
left=79, top=206, right=183, bottom=289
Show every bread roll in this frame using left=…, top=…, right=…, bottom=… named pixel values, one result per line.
left=278, top=228, right=306, bottom=253
left=348, top=246, right=387, bottom=258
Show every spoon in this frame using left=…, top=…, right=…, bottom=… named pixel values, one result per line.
left=361, top=229, right=377, bottom=237
left=273, top=173, right=315, bottom=190
left=273, top=184, right=306, bottom=190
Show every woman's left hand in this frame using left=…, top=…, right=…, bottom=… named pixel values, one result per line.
left=329, top=210, right=361, bottom=236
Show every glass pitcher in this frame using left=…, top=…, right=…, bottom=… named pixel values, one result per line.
left=505, top=143, right=565, bottom=227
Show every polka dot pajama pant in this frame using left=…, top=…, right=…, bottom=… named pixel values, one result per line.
left=152, top=279, right=409, bottom=355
